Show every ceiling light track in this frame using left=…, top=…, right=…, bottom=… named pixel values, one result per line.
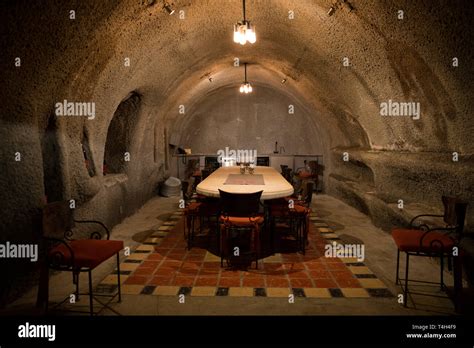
left=163, top=1, right=175, bottom=15
left=327, top=0, right=354, bottom=16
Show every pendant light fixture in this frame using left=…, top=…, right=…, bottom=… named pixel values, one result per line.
left=239, top=63, right=253, bottom=94
left=233, top=0, right=256, bottom=45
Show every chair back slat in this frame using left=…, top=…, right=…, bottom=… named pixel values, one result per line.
left=202, top=169, right=211, bottom=180
left=218, top=190, right=263, bottom=217
left=455, top=202, right=468, bottom=235
left=181, top=181, right=190, bottom=202
left=304, top=182, right=314, bottom=205
left=442, top=196, right=468, bottom=234
left=281, top=167, right=292, bottom=182
left=442, top=196, right=457, bottom=226
left=308, top=161, right=318, bottom=175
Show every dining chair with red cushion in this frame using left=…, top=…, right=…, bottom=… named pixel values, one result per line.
left=271, top=194, right=311, bottom=255
left=391, top=196, right=468, bottom=307
left=218, top=190, right=264, bottom=269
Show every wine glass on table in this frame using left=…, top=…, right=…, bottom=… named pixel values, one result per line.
left=239, top=162, right=245, bottom=174
left=248, top=162, right=255, bottom=175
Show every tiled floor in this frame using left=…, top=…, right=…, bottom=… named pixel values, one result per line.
left=97, top=210, right=393, bottom=299
left=7, top=195, right=458, bottom=315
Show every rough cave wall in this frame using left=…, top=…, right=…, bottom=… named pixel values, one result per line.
left=176, top=85, right=325, bottom=156
left=327, top=30, right=474, bottom=233
left=323, top=2, right=474, bottom=236
left=0, top=2, right=169, bottom=305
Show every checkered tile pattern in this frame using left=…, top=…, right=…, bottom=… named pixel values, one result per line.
left=97, top=210, right=393, bottom=298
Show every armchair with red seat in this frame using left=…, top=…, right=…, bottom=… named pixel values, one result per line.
left=391, top=196, right=468, bottom=308
left=39, top=201, right=123, bottom=315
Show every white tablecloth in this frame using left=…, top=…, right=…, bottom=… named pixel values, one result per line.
left=196, top=166, right=294, bottom=200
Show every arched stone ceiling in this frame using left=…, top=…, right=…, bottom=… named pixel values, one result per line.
left=3, top=0, right=472, bottom=156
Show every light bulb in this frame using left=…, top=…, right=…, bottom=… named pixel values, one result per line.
left=248, top=28, right=256, bottom=44
left=239, top=25, right=246, bottom=45
left=248, top=84, right=253, bottom=92
left=163, top=3, right=175, bottom=15
left=233, top=25, right=240, bottom=43
left=232, top=20, right=256, bottom=45
left=240, top=85, right=244, bottom=93
left=245, top=30, right=251, bottom=40
left=235, top=31, right=242, bottom=44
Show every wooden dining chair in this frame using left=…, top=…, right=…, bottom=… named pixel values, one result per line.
left=391, top=196, right=468, bottom=307
left=289, top=181, right=314, bottom=208
left=201, top=169, right=211, bottom=180
left=218, top=190, right=264, bottom=268
left=287, top=181, right=313, bottom=252
left=184, top=196, right=221, bottom=251
left=307, top=160, right=321, bottom=192
left=282, top=167, right=293, bottom=183
left=181, top=181, right=191, bottom=204
left=183, top=195, right=202, bottom=249
left=271, top=182, right=312, bottom=255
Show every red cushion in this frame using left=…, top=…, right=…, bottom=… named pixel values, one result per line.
left=284, top=197, right=306, bottom=205
left=220, top=215, right=264, bottom=226
left=270, top=203, right=310, bottom=217
left=199, top=201, right=220, bottom=215
left=185, top=202, right=202, bottom=214
left=49, top=239, right=124, bottom=269
left=298, top=172, right=312, bottom=179
left=391, top=228, right=454, bottom=253
left=292, top=205, right=310, bottom=215
left=270, top=204, right=288, bottom=216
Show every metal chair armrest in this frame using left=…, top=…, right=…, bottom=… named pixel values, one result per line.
left=419, top=226, right=458, bottom=254
left=74, top=219, right=110, bottom=240
left=44, top=237, right=75, bottom=270
left=425, top=226, right=459, bottom=238
left=409, top=214, right=444, bottom=227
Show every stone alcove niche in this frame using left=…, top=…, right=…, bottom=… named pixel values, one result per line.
left=103, top=92, right=141, bottom=185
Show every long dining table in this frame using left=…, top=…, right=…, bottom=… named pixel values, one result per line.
left=196, top=166, right=294, bottom=200
left=195, top=165, right=294, bottom=260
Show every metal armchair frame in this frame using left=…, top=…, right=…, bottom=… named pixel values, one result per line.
left=41, top=204, right=122, bottom=316
left=395, top=225, right=457, bottom=307
left=394, top=197, right=468, bottom=308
